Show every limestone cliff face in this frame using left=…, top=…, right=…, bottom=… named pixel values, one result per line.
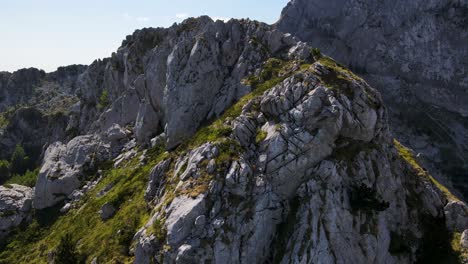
left=277, top=0, right=468, bottom=199
left=73, top=17, right=303, bottom=149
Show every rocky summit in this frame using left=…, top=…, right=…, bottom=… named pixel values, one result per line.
left=0, top=3, right=467, bottom=264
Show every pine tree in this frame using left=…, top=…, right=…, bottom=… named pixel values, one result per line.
left=10, top=144, right=30, bottom=175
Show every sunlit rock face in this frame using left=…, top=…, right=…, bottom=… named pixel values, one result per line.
left=133, top=52, right=453, bottom=264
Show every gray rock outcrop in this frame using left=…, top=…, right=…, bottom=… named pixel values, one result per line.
left=0, top=184, right=33, bottom=237
left=0, top=68, right=45, bottom=112
left=445, top=201, right=468, bottom=232
left=34, top=135, right=111, bottom=209
left=134, top=55, right=453, bottom=263
left=73, top=17, right=304, bottom=149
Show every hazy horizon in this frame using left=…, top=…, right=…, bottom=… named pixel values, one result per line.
left=0, top=0, right=288, bottom=73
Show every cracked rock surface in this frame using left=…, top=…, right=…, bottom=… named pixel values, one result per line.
left=134, top=57, right=455, bottom=264
left=0, top=184, right=33, bottom=237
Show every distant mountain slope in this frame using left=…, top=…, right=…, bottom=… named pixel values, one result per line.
left=0, top=65, right=86, bottom=165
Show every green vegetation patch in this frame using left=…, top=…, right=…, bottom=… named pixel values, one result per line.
left=310, top=48, right=322, bottom=60
left=146, top=217, right=167, bottom=243
left=315, top=56, right=362, bottom=98
left=4, top=169, right=39, bottom=187
left=255, top=129, right=267, bottom=144
left=0, top=144, right=37, bottom=185
left=0, top=107, right=17, bottom=129
left=450, top=232, right=468, bottom=262
left=0, top=145, right=169, bottom=264
left=0, top=115, right=8, bottom=129
left=0, top=210, right=16, bottom=218
left=393, top=139, right=459, bottom=201
left=97, top=90, right=109, bottom=110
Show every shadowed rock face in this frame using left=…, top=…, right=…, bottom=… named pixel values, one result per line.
left=277, top=0, right=468, bottom=199
left=0, top=65, right=87, bottom=163
left=0, top=68, right=45, bottom=112
left=0, top=65, right=86, bottom=112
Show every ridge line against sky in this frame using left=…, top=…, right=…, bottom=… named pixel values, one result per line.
left=0, top=0, right=289, bottom=73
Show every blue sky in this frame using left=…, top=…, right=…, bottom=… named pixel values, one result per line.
left=0, top=0, right=289, bottom=72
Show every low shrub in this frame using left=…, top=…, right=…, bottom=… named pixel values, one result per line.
left=4, top=169, right=39, bottom=187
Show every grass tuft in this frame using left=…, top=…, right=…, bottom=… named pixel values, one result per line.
left=0, top=146, right=168, bottom=263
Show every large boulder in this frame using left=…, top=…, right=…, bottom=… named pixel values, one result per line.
left=34, top=135, right=111, bottom=209
left=165, top=195, right=207, bottom=246
left=0, top=184, right=33, bottom=237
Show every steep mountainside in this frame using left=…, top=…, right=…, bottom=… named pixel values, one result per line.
left=277, top=0, right=468, bottom=200
left=0, top=65, right=86, bottom=163
left=0, top=16, right=466, bottom=264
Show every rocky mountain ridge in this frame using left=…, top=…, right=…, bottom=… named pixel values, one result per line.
left=0, top=14, right=466, bottom=264
left=0, top=65, right=86, bottom=162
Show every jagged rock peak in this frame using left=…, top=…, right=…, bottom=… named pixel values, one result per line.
left=73, top=16, right=309, bottom=148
